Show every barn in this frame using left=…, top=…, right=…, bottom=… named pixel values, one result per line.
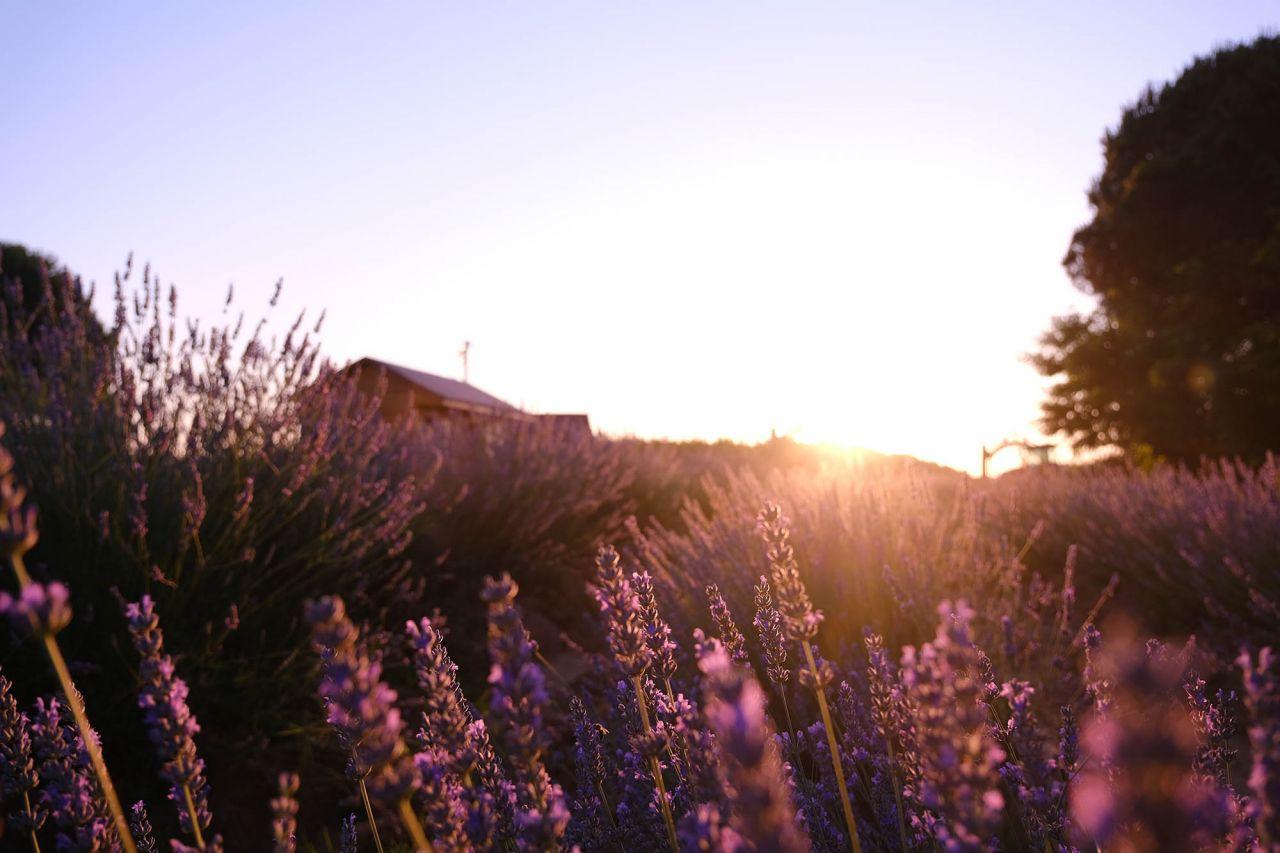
left=342, top=357, right=591, bottom=437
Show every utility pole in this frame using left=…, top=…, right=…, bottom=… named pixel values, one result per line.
left=459, top=340, right=471, bottom=384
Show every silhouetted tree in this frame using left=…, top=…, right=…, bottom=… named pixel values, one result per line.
left=1031, top=35, right=1280, bottom=464
left=1, top=242, right=100, bottom=338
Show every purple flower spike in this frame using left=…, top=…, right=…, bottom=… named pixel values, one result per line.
left=706, top=583, right=750, bottom=667
left=698, top=638, right=810, bottom=852
left=29, top=697, right=119, bottom=851
left=0, top=670, right=43, bottom=835
left=900, top=601, right=1006, bottom=850
left=340, top=813, right=358, bottom=853
left=757, top=503, right=822, bottom=642
left=482, top=573, right=569, bottom=850
left=754, top=575, right=790, bottom=687
left=1071, top=625, right=1232, bottom=851
left=305, top=595, right=420, bottom=804
left=592, top=546, right=652, bottom=678
left=0, top=434, right=39, bottom=559
left=130, top=801, right=159, bottom=853
left=631, top=570, right=678, bottom=682
left=124, top=595, right=214, bottom=841
left=271, top=772, right=300, bottom=853
left=405, top=617, right=473, bottom=776
left=1240, top=646, right=1279, bottom=848
left=0, top=580, right=71, bottom=635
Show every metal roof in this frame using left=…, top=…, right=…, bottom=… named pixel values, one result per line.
left=351, top=357, right=519, bottom=413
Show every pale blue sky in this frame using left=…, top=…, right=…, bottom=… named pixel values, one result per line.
left=3, top=3, right=1276, bottom=472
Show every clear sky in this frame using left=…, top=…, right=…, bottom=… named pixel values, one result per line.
left=3, top=3, right=1276, bottom=474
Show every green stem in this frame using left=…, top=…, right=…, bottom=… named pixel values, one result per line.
left=358, top=777, right=386, bottom=853
left=632, top=676, right=679, bottom=853
left=24, top=790, right=41, bottom=853
left=398, top=797, right=430, bottom=851
left=181, top=782, right=206, bottom=848
left=10, top=554, right=138, bottom=853
left=595, top=780, right=627, bottom=853
left=882, top=733, right=910, bottom=851
left=803, top=642, right=862, bottom=853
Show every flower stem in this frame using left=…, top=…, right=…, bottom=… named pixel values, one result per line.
left=397, top=797, right=431, bottom=852
left=632, top=676, right=679, bottom=853
left=803, top=642, right=861, bottom=853
left=358, top=777, right=385, bottom=853
left=10, top=554, right=137, bottom=853
left=882, top=734, right=910, bottom=851
left=23, top=790, right=41, bottom=853
left=181, top=782, right=206, bottom=848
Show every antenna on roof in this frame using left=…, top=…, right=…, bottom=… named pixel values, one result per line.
left=459, top=340, right=471, bottom=384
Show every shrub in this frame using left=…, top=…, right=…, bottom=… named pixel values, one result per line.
left=0, top=262, right=425, bottom=846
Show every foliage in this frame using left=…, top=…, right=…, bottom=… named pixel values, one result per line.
left=3, top=440, right=1277, bottom=850
left=0, top=259, right=425, bottom=847
left=1031, top=34, right=1280, bottom=463
left=3, top=246, right=1280, bottom=850
left=1, top=243, right=103, bottom=341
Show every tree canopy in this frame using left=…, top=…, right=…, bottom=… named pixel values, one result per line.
left=1, top=242, right=98, bottom=338
left=1032, top=34, right=1280, bottom=464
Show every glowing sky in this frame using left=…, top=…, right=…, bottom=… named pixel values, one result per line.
left=4, top=3, right=1276, bottom=474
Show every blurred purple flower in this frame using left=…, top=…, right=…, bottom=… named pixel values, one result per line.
left=306, top=595, right=420, bottom=804
left=0, top=580, right=71, bottom=636
left=124, top=595, right=214, bottom=842
left=705, top=583, right=750, bottom=667
left=1240, top=646, right=1279, bottom=848
left=698, top=638, right=810, bottom=853
left=482, top=573, right=569, bottom=850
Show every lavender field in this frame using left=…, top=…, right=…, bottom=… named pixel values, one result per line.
left=0, top=264, right=1276, bottom=852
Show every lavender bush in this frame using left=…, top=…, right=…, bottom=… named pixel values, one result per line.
left=0, top=257, right=425, bottom=845
left=2, top=249, right=1280, bottom=850
left=5, top=411, right=1280, bottom=849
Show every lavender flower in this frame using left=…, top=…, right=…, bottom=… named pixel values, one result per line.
left=706, top=583, right=750, bottom=667
left=632, top=570, right=678, bottom=683
left=0, top=670, right=43, bottom=836
left=29, top=696, right=119, bottom=851
left=568, top=696, right=619, bottom=851
left=126, top=460, right=148, bottom=541
left=593, top=547, right=680, bottom=850
left=405, top=617, right=473, bottom=776
left=996, top=679, right=1062, bottom=844
left=1240, top=646, right=1279, bottom=848
left=1057, top=705, right=1078, bottom=780
left=757, top=502, right=821, bottom=642
left=130, top=801, right=159, bottom=853
left=592, top=545, right=652, bottom=678
left=0, top=430, right=38, bottom=560
left=340, top=813, right=358, bottom=853
left=754, top=575, right=790, bottom=688
left=124, top=595, right=214, bottom=843
left=1081, top=622, right=1109, bottom=717
left=468, top=718, right=517, bottom=847
left=698, top=639, right=810, bottom=852
left=757, top=502, right=857, bottom=852
left=864, top=632, right=916, bottom=848
left=678, top=801, right=744, bottom=852
left=179, top=462, right=206, bottom=548
left=1070, top=626, right=1231, bottom=851
left=271, top=772, right=299, bottom=853
left=231, top=476, right=254, bottom=523
left=411, top=746, right=469, bottom=850
left=900, top=601, right=1006, bottom=850
left=0, top=580, right=71, bottom=636
left=482, top=573, right=569, bottom=850
left=305, top=595, right=420, bottom=804
left=1184, top=671, right=1239, bottom=786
